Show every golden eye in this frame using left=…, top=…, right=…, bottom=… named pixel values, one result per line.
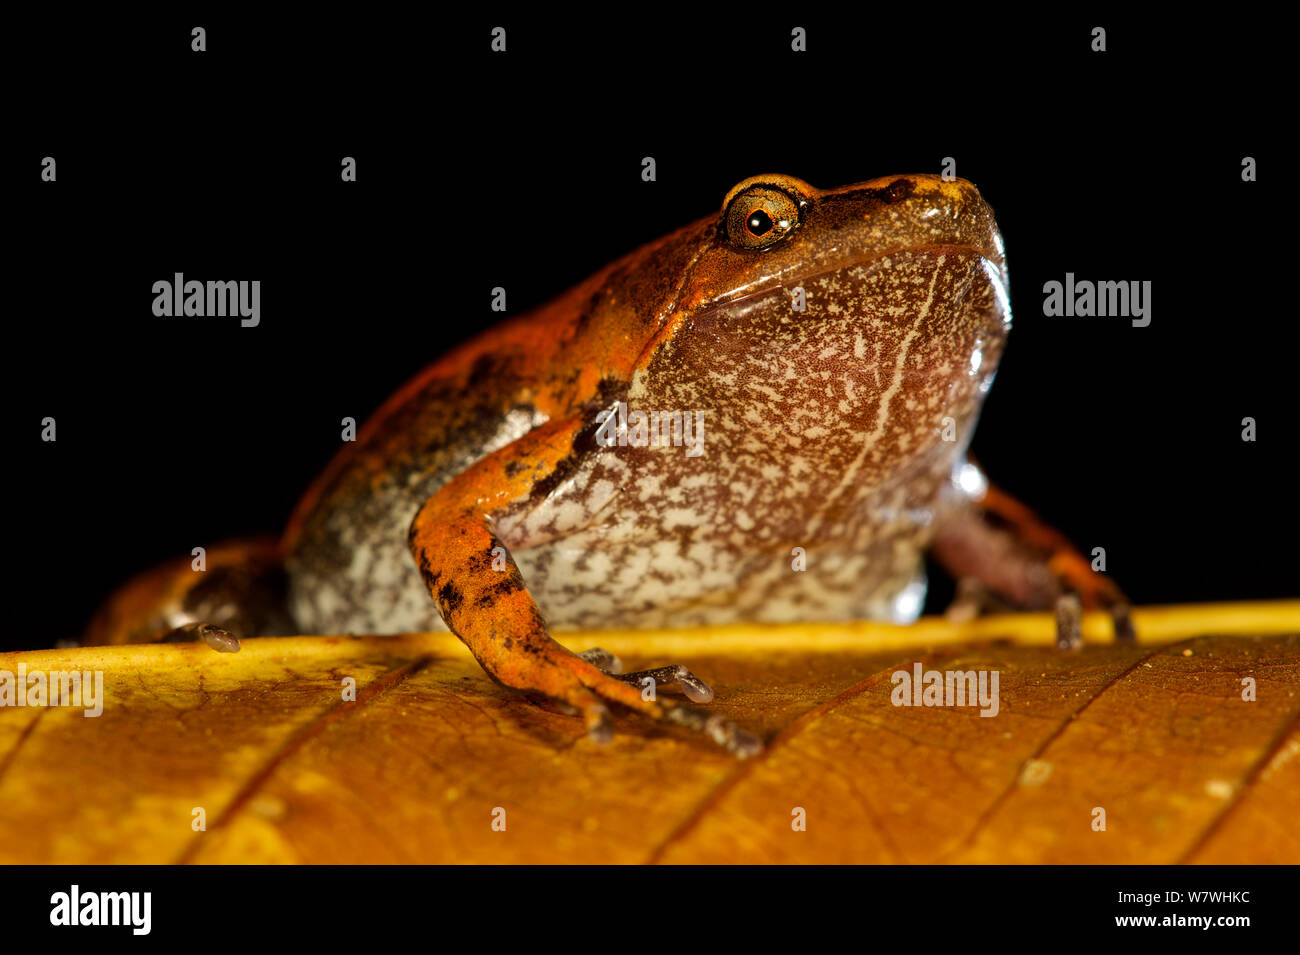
left=723, top=180, right=808, bottom=251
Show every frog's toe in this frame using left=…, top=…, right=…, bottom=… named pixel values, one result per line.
left=578, top=648, right=713, bottom=703
left=611, top=664, right=714, bottom=704
left=161, top=622, right=241, bottom=653
left=1053, top=590, right=1134, bottom=648
left=566, top=660, right=760, bottom=757
left=1111, top=602, right=1136, bottom=643
left=1054, top=593, right=1083, bottom=651
left=664, top=704, right=763, bottom=757
left=199, top=625, right=241, bottom=653
left=576, top=646, right=623, bottom=673
left=565, top=687, right=614, bottom=743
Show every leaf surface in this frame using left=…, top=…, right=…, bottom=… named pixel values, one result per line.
left=1, top=602, right=1296, bottom=864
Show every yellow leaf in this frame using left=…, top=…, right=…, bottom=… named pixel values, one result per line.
left=1, top=601, right=1297, bottom=863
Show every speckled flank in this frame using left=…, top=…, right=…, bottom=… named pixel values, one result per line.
left=287, top=387, right=547, bottom=634
left=508, top=245, right=1007, bottom=628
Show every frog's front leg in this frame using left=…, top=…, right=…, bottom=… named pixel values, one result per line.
left=931, top=468, right=1135, bottom=648
left=407, top=418, right=761, bottom=757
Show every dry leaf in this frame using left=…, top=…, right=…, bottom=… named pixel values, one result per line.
left=1, top=601, right=1296, bottom=864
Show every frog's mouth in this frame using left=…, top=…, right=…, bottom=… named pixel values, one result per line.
left=702, top=240, right=1008, bottom=320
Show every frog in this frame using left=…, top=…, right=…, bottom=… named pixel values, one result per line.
left=84, top=173, right=1133, bottom=757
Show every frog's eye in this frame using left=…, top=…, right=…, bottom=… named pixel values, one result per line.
left=723, top=183, right=808, bottom=251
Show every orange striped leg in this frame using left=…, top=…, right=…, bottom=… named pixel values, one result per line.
left=406, top=419, right=761, bottom=756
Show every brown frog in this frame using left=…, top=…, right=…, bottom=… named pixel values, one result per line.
left=86, top=173, right=1132, bottom=756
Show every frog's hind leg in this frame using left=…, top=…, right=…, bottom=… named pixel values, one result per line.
left=81, top=536, right=295, bottom=652
left=931, top=479, right=1135, bottom=648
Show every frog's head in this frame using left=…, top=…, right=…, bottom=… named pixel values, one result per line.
left=633, top=173, right=1010, bottom=493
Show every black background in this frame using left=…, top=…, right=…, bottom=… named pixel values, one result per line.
left=7, top=11, right=1293, bottom=651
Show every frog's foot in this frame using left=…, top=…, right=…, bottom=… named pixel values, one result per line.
left=492, top=635, right=761, bottom=755
left=612, top=665, right=715, bottom=704
left=932, top=476, right=1137, bottom=645
left=557, top=650, right=748, bottom=751
left=577, top=647, right=714, bottom=704
left=161, top=622, right=241, bottom=653
left=517, top=652, right=759, bottom=754
left=1054, top=593, right=1083, bottom=651
left=945, top=578, right=1111, bottom=651
left=1045, top=554, right=1135, bottom=645
left=555, top=665, right=759, bottom=755
left=81, top=536, right=291, bottom=649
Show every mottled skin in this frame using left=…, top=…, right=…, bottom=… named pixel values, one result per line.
left=86, top=174, right=1130, bottom=756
